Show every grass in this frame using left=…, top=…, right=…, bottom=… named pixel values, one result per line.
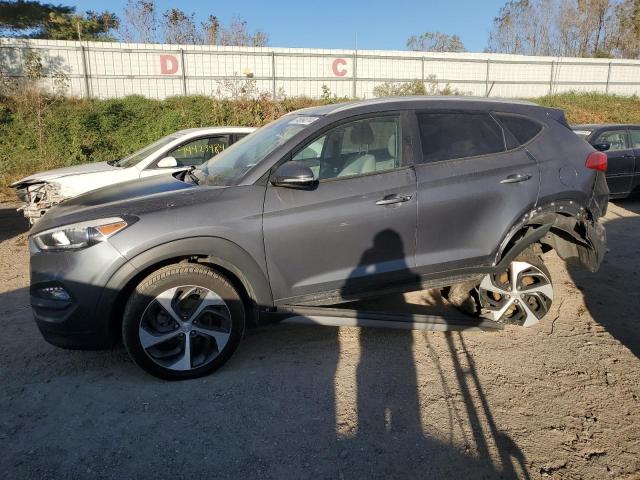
left=2, top=92, right=640, bottom=200
left=533, top=92, right=640, bottom=124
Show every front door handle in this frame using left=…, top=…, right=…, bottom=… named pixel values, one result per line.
left=500, top=174, right=532, bottom=184
left=375, top=194, right=412, bottom=206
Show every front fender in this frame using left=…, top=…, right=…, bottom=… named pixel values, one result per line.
left=97, top=236, right=273, bottom=333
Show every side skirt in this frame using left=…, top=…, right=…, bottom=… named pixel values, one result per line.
left=263, top=305, right=503, bottom=332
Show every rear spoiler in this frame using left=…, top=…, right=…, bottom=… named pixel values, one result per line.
left=544, top=107, right=571, bottom=129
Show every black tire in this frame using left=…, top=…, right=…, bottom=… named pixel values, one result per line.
left=122, top=263, right=245, bottom=380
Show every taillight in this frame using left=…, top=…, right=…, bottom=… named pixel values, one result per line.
left=586, top=151, right=607, bottom=172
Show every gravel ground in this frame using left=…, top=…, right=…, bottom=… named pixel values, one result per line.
left=0, top=200, right=639, bottom=479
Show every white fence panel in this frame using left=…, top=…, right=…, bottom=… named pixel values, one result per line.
left=2, top=38, right=640, bottom=100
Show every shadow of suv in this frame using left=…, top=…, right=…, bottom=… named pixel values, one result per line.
left=28, top=97, right=608, bottom=379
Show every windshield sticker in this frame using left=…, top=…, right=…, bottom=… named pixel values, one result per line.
left=289, top=116, right=319, bottom=126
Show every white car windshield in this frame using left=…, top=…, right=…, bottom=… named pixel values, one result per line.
left=194, top=115, right=320, bottom=186
left=114, top=133, right=183, bottom=168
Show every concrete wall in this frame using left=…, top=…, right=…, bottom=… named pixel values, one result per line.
left=2, top=38, right=640, bottom=99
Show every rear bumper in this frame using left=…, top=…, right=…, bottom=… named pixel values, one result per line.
left=589, top=171, right=609, bottom=218
left=581, top=218, right=607, bottom=273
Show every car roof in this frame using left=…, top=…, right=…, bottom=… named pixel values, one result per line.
left=292, top=96, right=542, bottom=117
left=571, top=124, right=640, bottom=130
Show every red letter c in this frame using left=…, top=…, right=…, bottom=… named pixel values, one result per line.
left=332, top=58, right=347, bottom=77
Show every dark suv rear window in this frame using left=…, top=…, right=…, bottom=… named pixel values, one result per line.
left=417, top=113, right=505, bottom=163
left=494, top=113, right=542, bottom=145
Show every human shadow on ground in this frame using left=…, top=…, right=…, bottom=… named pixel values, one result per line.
left=337, top=228, right=529, bottom=478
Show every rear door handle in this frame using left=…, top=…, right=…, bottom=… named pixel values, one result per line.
left=375, top=194, right=412, bottom=206
left=500, top=174, right=532, bottom=184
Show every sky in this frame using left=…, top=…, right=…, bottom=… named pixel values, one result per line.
left=62, top=0, right=505, bottom=52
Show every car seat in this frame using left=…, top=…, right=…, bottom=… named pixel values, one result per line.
left=338, top=123, right=376, bottom=177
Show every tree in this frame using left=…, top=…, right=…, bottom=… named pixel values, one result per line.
left=216, top=17, right=269, bottom=47
left=162, top=8, right=202, bottom=44
left=406, top=31, right=466, bottom=52
left=487, top=0, right=623, bottom=58
left=117, top=1, right=269, bottom=46
left=121, top=0, right=157, bottom=43
left=487, top=0, right=557, bottom=55
left=0, top=0, right=118, bottom=40
left=42, top=10, right=119, bottom=41
left=609, top=0, right=640, bottom=57
left=202, top=15, right=220, bottom=45
left=0, top=0, right=70, bottom=34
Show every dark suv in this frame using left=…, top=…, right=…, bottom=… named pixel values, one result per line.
left=29, top=97, right=608, bottom=379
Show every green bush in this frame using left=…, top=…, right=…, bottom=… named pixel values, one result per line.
left=0, top=94, right=326, bottom=197
left=2, top=91, right=640, bottom=199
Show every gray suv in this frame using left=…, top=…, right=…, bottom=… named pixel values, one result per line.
left=29, top=97, right=608, bottom=379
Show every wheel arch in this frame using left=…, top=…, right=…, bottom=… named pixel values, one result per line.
left=495, top=200, right=603, bottom=272
left=99, top=237, right=273, bottom=341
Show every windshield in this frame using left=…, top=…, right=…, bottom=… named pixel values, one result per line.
left=115, top=133, right=183, bottom=168
left=195, top=115, right=320, bottom=186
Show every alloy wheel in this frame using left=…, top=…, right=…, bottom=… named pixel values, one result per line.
left=478, top=260, right=553, bottom=327
left=138, top=285, right=232, bottom=371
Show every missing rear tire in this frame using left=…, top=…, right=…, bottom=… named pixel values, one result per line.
left=444, top=248, right=554, bottom=327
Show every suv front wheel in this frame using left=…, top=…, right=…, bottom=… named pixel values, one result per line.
left=122, top=264, right=245, bottom=380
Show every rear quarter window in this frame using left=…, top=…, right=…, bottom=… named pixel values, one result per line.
left=494, top=113, right=543, bottom=145
left=417, top=113, right=506, bottom=163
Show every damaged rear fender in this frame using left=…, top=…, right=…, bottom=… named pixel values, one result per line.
left=495, top=201, right=606, bottom=273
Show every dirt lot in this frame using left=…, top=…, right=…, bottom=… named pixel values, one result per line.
left=0, top=200, right=638, bottom=479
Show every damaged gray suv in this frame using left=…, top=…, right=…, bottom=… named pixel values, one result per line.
left=29, top=97, right=608, bottom=379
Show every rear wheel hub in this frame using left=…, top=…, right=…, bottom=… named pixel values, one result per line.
left=478, top=260, right=553, bottom=327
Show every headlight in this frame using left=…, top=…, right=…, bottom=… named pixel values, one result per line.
left=33, top=217, right=133, bottom=251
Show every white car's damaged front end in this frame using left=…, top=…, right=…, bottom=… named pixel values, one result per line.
left=13, top=180, right=65, bottom=224
left=10, top=160, right=129, bottom=224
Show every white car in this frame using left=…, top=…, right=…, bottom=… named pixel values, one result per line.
left=11, top=127, right=255, bottom=223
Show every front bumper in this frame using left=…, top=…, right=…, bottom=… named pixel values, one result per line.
left=14, top=181, right=65, bottom=224
left=30, top=239, right=129, bottom=349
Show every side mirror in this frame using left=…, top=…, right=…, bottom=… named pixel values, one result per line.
left=271, top=161, right=317, bottom=189
left=157, top=156, right=178, bottom=168
left=592, top=141, right=610, bottom=152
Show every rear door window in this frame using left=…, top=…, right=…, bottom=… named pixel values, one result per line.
left=494, top=113, right=543, bottom=145
left=628, top=129, right=640, bottom=149
left=417, top=113, right=505, bottom=163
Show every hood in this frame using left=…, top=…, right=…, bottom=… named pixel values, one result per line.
left=31, top=173, right=212, bottom=234
left=10, top=161, right=117, bottom=187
